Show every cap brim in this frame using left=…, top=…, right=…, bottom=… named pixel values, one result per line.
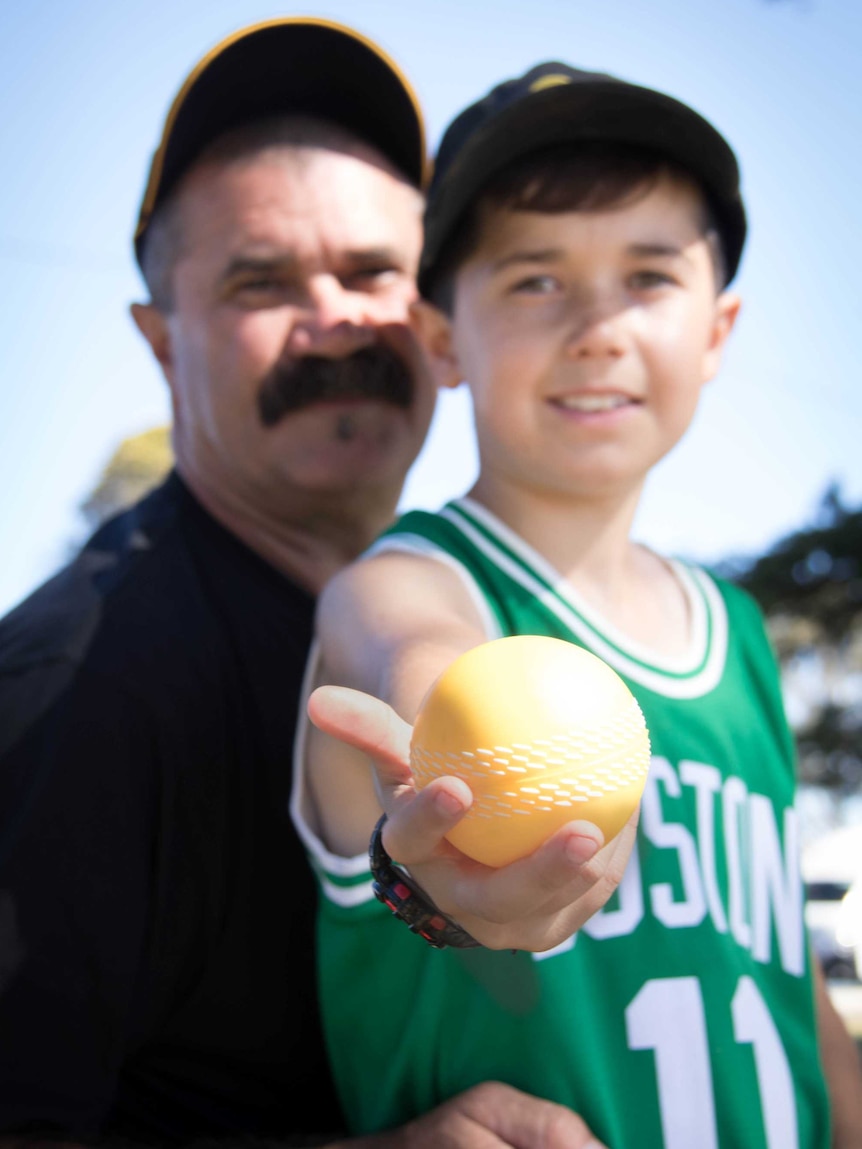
left=136, top=18, right=426, bottom=266
left=421, top=80, right=746, bottom=290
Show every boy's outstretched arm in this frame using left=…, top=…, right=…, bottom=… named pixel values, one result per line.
left=304, top=549, right=637, bottom=954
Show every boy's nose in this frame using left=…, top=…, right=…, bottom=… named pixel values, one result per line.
left=286, top=275, right=376, bottom=358
left=563, top=299, right=627, bottom=360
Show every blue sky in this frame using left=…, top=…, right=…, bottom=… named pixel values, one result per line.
left=1, top=0, right=860, bottom=615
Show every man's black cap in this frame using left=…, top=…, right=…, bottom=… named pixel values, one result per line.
left=135, top=17, right=427, bottom=269
left=419, top=61, right=747, bottom=296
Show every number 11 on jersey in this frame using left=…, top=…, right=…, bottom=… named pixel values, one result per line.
left=625, top=975, right=798, bottom=1148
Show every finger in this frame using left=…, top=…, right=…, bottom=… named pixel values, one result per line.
left=382, top=775, right=474, bottom=862
left=307, top=685, right=413, bottom=793
left=438, top=819, right=606, bottom=926
left=447, top=797, right=645, bottom=930
left=309, top=686, right=476, bottom=839
left=442, top=815, right=640, bottom=951
left=519, top=810, right=640, bottom=922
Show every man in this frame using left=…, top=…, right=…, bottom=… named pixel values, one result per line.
left=0, top=19, right=615, bottom=1148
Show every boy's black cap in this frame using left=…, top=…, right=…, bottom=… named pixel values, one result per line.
left=419, top=61, right=746, bottom=296
left=134, top=17, right=427, bottom=269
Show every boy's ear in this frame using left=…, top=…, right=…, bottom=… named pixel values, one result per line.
left=409, top=300, right=463, bottom=391
left=702, top=291, right=742, bottom=382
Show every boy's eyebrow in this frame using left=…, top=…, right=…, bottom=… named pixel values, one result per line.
left=490, top=249, right=564, bottom=272
left=489, top=243, right=697, bottom=273
left=627, top=242, right=693, bottom=262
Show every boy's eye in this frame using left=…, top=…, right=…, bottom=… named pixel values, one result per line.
left=510, top=274, right=561, bottom=295
left=629, top=269, right=676, bottom=290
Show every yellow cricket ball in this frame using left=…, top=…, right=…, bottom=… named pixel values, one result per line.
left=410, top=635, right=651, bottom=867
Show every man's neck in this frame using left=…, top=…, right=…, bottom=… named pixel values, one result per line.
left=179, top=467, right=400, bottom=596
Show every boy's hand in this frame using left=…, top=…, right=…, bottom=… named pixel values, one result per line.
left=307, top=684, right=638, bottom=953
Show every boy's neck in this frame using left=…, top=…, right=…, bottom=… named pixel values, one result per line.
left=467, top=478, right=694, bottom=661
left=469, top=474, right=641, bottom=572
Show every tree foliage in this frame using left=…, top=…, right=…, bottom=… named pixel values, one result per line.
left=81, top=425, right=173, bottom=529
left=726, top=484, right=862, bottom=643
left=719, top=484, right=862, bottom=795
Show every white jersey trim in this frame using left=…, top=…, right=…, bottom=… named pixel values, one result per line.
left=318, top=873, right=377, bottom=908
left=452, top=498, right=711, bottom=672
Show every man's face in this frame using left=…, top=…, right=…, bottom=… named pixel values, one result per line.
left=146, top=141, right=434, bottom=515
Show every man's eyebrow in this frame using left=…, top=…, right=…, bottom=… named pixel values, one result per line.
left=342, top=246, right=405, bottom=268
left=220, top=254, right=296, bottom=281
left=219, top=248, right=405, bottom=281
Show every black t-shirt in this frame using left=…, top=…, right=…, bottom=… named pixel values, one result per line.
left=0, top=473, right=346, bottom=1143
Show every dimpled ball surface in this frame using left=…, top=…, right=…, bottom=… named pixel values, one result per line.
left=410, top=635, right=651, bottom=867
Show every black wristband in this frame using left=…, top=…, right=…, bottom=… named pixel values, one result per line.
left=369, top=814, right=480, bottom=949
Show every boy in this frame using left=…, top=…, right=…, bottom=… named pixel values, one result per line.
left=294, top=63, right=860, bottom=1147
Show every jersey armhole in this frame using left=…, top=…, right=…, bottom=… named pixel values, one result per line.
left=365, top=533, right=503, bottom=644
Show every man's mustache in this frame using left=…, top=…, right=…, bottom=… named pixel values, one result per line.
left=257, top=344, right=414, bottom=428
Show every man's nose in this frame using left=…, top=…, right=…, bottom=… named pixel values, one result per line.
left=286, top=276, right=376, bottom=357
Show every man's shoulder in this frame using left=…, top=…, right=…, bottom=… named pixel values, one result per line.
left=0, top=476, right=206, bottom=680
left=0, top=478, right=215, bottom=759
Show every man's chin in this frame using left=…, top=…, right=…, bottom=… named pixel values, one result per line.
left=279, top=399, right=418, bottom=452
left=266, top=389, right=434, bottom=502
left=280, top=426, right=414, bottom=487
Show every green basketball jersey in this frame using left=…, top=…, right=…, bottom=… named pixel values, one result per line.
left=299, top=498, right=832, bottom=1149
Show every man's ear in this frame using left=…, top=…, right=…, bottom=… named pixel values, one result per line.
left=130, top=302, right=175, bottom=385
left=409, top=300, right=463, bottom=390
left=702, top=291, right=742, bottom=382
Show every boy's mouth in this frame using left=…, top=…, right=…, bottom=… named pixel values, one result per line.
left=554, top=393, right=637, bottom=413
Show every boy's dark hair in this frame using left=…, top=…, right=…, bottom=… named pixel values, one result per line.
left=424, top=141, right=727, bottom=313
left=418, top=61, right=746, bottom=304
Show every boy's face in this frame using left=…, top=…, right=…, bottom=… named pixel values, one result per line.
left=417, top=173, right=740, bottom=505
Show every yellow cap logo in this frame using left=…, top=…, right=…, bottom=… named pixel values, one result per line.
left=529, top=74, right=572, bottom=93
